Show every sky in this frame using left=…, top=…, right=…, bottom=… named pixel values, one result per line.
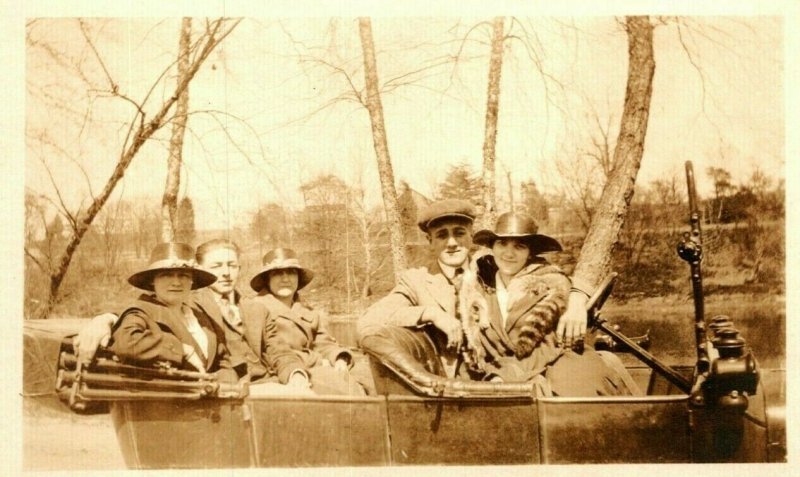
left=24, top=14, right=784, bottom=232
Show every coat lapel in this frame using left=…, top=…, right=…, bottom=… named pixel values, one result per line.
left=148, top=299, right=207, bottom=366
left=424, top=260, right=456, bottom=315
left=503, top=264, right=546, bottom=332
left=287, top=300, right=315, bottom=343
left=202, top=321, right=217, bottom=371
left=486, top=292, right=516, bottom=350
left=192, top=289, right=223, bottom=327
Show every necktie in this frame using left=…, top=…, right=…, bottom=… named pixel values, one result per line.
left=452, top=267, right=465, bottom=318
left=452, top=267, right=465, bottom=290
left=220, top=295, right=243, bottom=329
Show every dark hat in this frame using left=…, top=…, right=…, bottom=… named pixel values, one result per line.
left=417, top=199, right=477, bottom=232
left=473, top=212, right=562, bottom=253
left=128, top=242, right=217, bottom=291
left=250, top=248, right=315, bottom=293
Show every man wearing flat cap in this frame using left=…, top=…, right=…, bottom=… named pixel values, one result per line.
left=358, top=199, right=637, bottom=395
left=358, top=199, right=478, bottom=376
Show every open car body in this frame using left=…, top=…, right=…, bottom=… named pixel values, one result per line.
left=29, top=317, right=785, bottom=468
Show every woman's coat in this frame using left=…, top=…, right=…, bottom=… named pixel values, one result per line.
left=240, top=294, right=351, bottom=384
left=109, top=293, right=237, bottom=381
left=465, top=255, right=571, bottom=382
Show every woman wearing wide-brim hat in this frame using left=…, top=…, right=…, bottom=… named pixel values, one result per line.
left=109, top=242, right=238, bottom=382
left=240, top=248, right=365, bottom=395
left=461, top=212, right=634, bottom=396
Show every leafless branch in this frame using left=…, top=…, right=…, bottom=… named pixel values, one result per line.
left=37, top=156, right=80, bottom=232
left=24, top=247, right=48, bottom=273
left=78, top=18, right=118, bottom=93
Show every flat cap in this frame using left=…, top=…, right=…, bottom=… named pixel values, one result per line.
left=417, top=199, right=476, bottom=232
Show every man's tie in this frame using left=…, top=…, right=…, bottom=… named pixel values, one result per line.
left=220, top=295, right=243, bottom=330
left=452, top=267, right=465, bottom=318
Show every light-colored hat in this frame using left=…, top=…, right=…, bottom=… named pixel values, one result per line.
left=128, top=242, right=217, bottom=291
left=473, top=212, right=562, bottom=253
left=417, top=199, right=477, bottom=232
left=250, top=248, right=314, bottom=293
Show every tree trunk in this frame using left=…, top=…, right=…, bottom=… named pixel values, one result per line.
left=41, top=18, right=240, bottom=318
left=357, top=17, right=408, bottom=281
left=479, top=17, right=505, bottom=230
left=572, top=16, right=656, bottom=291
left=161, top=17, right=192, bottom=242
left=505, top=168, right=514, bottom=213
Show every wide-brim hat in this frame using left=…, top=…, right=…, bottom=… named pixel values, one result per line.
left=128, top=242, right=217, bottom=292
left=473, top=212, right=562, bottom=253
left=250, top=247, right=314, bottom=293
left=417, top=199, right=477, bottom=232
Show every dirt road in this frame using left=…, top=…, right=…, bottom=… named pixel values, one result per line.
left=23, top=398, right=125, bottom=471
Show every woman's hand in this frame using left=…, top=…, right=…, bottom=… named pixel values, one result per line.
left=556, top=291, right=589, bottom=348
left=182, top=344, right=204, bottom=371
left=73, top=313, right=117, bottom=365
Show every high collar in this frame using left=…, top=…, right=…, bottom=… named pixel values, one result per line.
left=209, top=287, right=241, bottom=305
left=139, top=292, right=189, bottom=311
left=475, top=254, right=549, bottom=290
left=263, top=292, right=298, bottom=312
left=437, top=259, right=462, bottom=280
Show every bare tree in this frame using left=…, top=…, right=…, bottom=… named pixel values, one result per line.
left=479, top=17, right=505, bottom=229
left=130, top=200, right=161, bottom=258
left=553, top=151, right=602, bottom=233
left=358, top=17, right=408, bottom=280
left=583, top=106, right=617, bottom=180
left=93, top=199, right=131, bottom=278
left=572, top=16, right=657, bottom=291
left=28, top=18, right=241, bottom=318
left=707, top=166, right=733, bottom=223
left=161, top=17, right=192, bottom=242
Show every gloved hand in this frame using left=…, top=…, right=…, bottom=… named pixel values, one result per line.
left=73, top=313, right=117, bottom=365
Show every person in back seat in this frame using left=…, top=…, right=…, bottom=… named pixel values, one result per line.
left=108, top=242, right=238, bottom=383
left=241, top=248, right=366, bottom=395
left=73, top=239, right=268, bottom=382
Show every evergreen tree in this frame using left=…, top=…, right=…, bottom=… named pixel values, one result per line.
left=436, top=162, right=482, bottom=207
left=520, top=180, right=549, bottom=223
left=175, top=197, right=196, bottom=244
left=397, top=181, right=418, bottom=240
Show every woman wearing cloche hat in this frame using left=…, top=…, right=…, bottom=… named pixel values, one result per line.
left=459, top=212, right=570, bottom=387
left=109, top=242, right=237, bottom=381
left=461, top=212, right=635, bottom=396
left=240, top=248, right=365, bottom=395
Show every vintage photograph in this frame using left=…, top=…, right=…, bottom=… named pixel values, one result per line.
left=20, top=11, right=786, bottom=471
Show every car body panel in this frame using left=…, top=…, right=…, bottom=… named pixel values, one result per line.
left=111, top=399, right=252, bottom=469
left=538, top=396, right=691, bottom=463
left=386, top=395, right=539, bottom=464
left=24, top=318, right=787, bottom=467
left=247, top=396, right=390, bottom=467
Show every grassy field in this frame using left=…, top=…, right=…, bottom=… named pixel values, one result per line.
left=600, top=293, right=785, bottom=369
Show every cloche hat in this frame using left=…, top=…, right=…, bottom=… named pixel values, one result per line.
left=128, top=242, right=217, bottom=291
left=473, top=212, right=562, bottom=253
left=250, top=248, right=315, bottom=293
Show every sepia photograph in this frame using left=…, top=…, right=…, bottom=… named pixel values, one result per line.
left=13, top=2, right=793, bottom=473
